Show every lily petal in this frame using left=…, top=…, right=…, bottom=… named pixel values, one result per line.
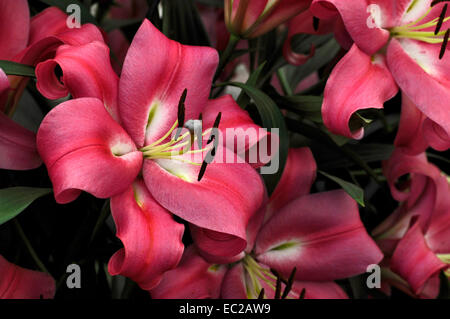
left=119, top=20, right=218, bottom=148
left=322, top=44, right=398, bottom=139
left=382, top=149, right=441, bottom=203
left=268, top=148, right=317, bottom=217
left=311, top=0, right=389, bottom=55
left=255, top=190, right=383, bottom=281
left=292, top=281, right=349, bottom=299
left=0, top=112, right=42, bottom=170
left=150, top=246, right=227, bottom=299
left=35, top=41, right=120, bottom=121
left=108, top=179, right=184, bottom=290
left=394, top=93, right=428, bottom=155
left=0, top=0, right=29, bottom=60
left=36, top=98, right=142, bottom=204
left=0, top=255, right=55, bottom=299
left=20, top=23, right=105, bottom=66
left=424, top=175, right=450, bottom=253
left=390, top=222, right=447, bottom=295
left=0, top=69, right=42, bottom=170
left=28, top=7, right=67, bottom=46
left=1, top=70, right=41, bottom=170
left=142, top=147, right=264, bottom=259
left=220, top=262, right=247, bottom=299
left=423, top=118, right=450, bottom=152
left=202, top=95, right=270, bottom=168
left=386, top=38, right=450, bottom=150
left=221, top=261, right=349, bottom=299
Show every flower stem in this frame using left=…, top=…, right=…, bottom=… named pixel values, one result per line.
left=14, top=219, right=49, bottom=274
left=214, top=33, right=240, bottom=82
left=276, top=68, right=293, bottom=96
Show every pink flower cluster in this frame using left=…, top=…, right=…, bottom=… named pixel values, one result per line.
left=0, top=0, right=448, bottom=299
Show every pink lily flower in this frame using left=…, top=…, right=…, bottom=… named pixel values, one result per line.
left=35, top=40, right=120, bottom=122
left=0, top=0, right=38, bottom=170
left=373, top=149, right=450, bottom=298
left=0, top=2, right=106, bottom=170
left=36, top=20, right=266, bottom=288
left=395, top=93, right=450, bottom=154
left=151, top=148, right=383, bottom=299
left=311, top=0, right=450, bottom=152
left=0, top=0, right=29, bottom=61
left=0, top=0, right=34, bottom=170
left=0, top=69, right=41, bottom=170
left=108, top=179, right=185, bottom=290
left=8, top=6, right=105, bottom=115
left=0, top=255, right=55, bottom=299
left=376, top=259, right=442, bottom=299
left=374, top=149, right=448, bottom=248
left=225, top=0, right=312, bottom=38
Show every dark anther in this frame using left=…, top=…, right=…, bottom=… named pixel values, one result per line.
left=258, top=288, right=265, bottom=299
left=313, top=17, right=320, bottom=31
left=198, top=160, right=208, bottom=182
left=299, top=288, right=306, bottom=299
left=207, top=112, right=222, bottom=144
left=197, top=145, right=217, bottom=182
left=270, top=268, right=287, bottom=284
left=175, top=89, right=187, bottom=139
left=439, top=28, right=450, bottom=59
left=178, top=88, right=187, bottom=125
left=281, top=267, right=297, bottom=299
left=432, top=0, right=450, bottom=7
left=435, top=4, right=447, bottom=34
left=274, top=275, right=282, bottom=299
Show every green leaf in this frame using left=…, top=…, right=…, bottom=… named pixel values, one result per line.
left=0, top=60, right=35, bottom=77
left=39, top=0, right=97, bottom=25
left=0, top=187, right=52, bottom=225
left=278, top=95, right=323, bottom=123
left=318, top=171, right=365, bottom=207
left=236, top=62, right=266, bottom=108
left=219, top=81, right=289, bottom=194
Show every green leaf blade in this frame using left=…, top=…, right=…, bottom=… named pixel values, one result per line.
left=0, top=187, right=52, bottom=225
left=0, top=60, right=35, bottom=77
left=319, top=171, right=365, bottom=207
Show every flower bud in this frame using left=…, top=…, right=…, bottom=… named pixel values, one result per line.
left=224, top=0, right=311, bottom=38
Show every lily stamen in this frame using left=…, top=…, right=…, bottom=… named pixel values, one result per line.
left=140, top=116, right=216, bottom=166
left=141, top=119, right=179, bottom=151
left=243, top=254, right=295, bottom=299
left=391, top=3, right=450, bottom=58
